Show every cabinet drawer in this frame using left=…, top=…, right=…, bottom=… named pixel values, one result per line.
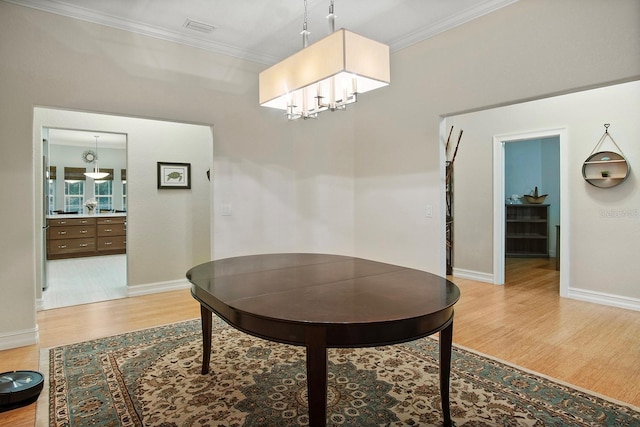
left=97, top=236, right=126, bottom=251
left=97, top=223, right=126, bottom=236
left=97, top=217, right=126, bottom=225
left=48, top=226, right=96, bottom=239
left=48, top=237, right=96, bottom=255
left=48, top=217, right=95, bottom=227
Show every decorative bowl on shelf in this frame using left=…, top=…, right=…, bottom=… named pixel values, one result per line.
left=523, top=195, right=547, bottom=204
left=523, top=186, right=547, bottom=204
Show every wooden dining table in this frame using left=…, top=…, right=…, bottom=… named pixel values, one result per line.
left=187, top=253, right=460, bottom=427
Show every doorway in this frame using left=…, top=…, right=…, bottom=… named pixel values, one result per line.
left=493, top=128, right=569, bottom=296
left=42, top=128, right=128, bottom=309
left=33, top=107, right=215, bottom=312
left=503, top=136, right=559, bottom=286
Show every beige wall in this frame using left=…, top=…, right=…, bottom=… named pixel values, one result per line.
left=447, top=81, right=640, bottom=308
left=0, top=1, right=356, bottom=349
left=354, top=0, right=640, bottom=274
left=1, top=0, right=639, bottom=349
left=33, top=108, right=214, bottom=293
left=212, top=112, right=356, bottom=261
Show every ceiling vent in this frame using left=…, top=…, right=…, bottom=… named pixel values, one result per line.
left=183, top=18, right=217, bottom=34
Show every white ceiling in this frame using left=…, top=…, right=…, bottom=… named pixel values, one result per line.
left=8, top=0, right=518, bottom=64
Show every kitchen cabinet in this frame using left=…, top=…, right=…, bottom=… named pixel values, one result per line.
left=47, top=215, right=126, bottom=259
left=97, top=216, right=127, bottom=253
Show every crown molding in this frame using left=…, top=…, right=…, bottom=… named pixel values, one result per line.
left=7, top=0, right=519, bottom=64
left=5, top=0, right=280, bottom=64
left=389, top=0, right=519, bottom=52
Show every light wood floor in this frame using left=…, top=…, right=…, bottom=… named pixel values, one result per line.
left=1, top=258, right=638, bottom=426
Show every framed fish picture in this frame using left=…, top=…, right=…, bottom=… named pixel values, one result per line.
left=157, top=162, right=191, bottom=189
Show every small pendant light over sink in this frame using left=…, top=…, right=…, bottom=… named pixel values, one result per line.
left=84, top=135, right=110, bottom=180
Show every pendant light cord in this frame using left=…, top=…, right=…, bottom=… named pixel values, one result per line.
left=328, top=0, right=336, bottom=33
left=301, top=0, right=310, bottom=48
left=94, top=136, right=100, bottom=170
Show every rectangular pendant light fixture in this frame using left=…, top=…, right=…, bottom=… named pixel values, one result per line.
left=259, top=28, right=390, bottom=120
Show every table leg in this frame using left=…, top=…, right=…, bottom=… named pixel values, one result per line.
left=200, top=305, right=212, bottom=375
left=439, top=317, right=454, bottom=427
left=306, top=327, right=328, bottom=427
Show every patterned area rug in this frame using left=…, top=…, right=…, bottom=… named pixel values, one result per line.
left=37, top=318, right=640, bottom=426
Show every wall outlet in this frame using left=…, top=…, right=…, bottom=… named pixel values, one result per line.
left=426, top=204, right=433, bottom=218
left=222, top=203, right=232, bottom=216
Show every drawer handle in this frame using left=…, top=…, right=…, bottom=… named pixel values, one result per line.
left=79, top=243, right=88, bottom=247
left=80, top=220, right=88, bottom=224
left=59, top=221, right=67, bottom=225
left=104, top=242, right=113, bottom=246
left=80, top=230, right=88, bottom=234
left=58, top=231, right=67, bottom=235
left=104, top=220, right=112, bottom=223
left=57, top=245, right=67, bottom=249
left=104, top=228, right=112, bottom=232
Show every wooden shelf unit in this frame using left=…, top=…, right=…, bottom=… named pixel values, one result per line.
left=505, top=204, right=549, bottom=258
left=582, top=151, right=629, bottom=188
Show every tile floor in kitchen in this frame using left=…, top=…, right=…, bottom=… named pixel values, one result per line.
left=42, top=254, right=127, bottom=310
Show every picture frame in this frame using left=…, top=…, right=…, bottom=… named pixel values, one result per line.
left=157, top=162, right=191, bottom=189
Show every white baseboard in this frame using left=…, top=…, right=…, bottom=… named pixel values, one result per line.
left=567, top=287, right=640, bottom=312
left=127, top=279, right=191, bottom=297
left=0, top=326, right=39, bottom=351
left=452, top=267, right=640, bottom=312
left=452, top=268, right=494, bottom=284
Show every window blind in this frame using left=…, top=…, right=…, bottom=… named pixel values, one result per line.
left=64, top=167, right=86, bottom=180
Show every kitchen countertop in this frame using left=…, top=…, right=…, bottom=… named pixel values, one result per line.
left=46, top=212, right=126, bottom=219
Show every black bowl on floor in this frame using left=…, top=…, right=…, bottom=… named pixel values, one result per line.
left=0, top=370, right=44, bottom=412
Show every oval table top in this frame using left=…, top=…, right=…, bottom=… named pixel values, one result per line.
left=188, top=253, right=460, bottom=348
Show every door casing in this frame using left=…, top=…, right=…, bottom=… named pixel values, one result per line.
left=492, top=127, right=570, bottom=296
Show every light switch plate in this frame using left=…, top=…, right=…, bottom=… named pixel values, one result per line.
left=426, top=204, right=433, bottom=218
